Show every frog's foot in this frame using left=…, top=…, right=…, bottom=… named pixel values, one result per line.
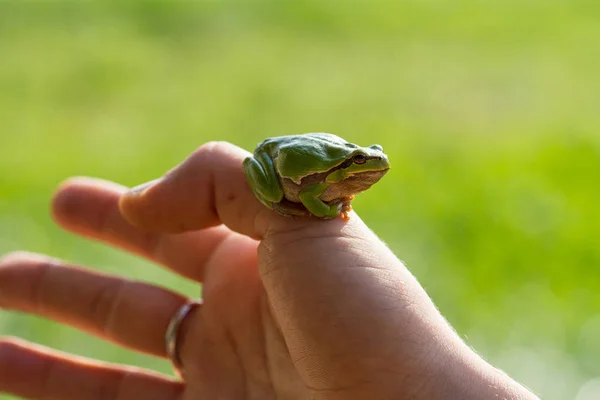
left=299, top=183, right=347, bottom=219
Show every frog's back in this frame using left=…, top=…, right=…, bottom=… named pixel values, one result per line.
left=257, top=132, right=345, bottom=151
left=268, top=133, right=361, bottom=182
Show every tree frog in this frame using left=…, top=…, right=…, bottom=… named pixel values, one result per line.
left=243, top=133, right=390, bottom=220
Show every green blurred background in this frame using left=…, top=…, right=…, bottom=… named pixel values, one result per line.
left=1, top=1, right=599, bottom=399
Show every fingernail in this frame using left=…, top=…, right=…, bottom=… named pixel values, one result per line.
left=127, top=178, right=162, bottom=196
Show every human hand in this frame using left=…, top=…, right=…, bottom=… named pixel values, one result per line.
left=0, top=142, right=538, bottom=399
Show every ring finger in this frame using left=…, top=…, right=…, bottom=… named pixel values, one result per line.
left=0, top=252, right=190, bottom=358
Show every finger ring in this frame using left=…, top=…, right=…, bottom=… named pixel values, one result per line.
left=165, top=298, right=203, bottom=378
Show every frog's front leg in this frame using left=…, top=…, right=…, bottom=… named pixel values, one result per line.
left=243, top=152, right=284, bottom=208
left=299, top=183, right=343, bottom=218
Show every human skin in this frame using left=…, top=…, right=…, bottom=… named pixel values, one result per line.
left=0, top=142, right=539, bottom=399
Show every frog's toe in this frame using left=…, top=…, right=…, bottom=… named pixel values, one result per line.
left=341, top=198, right=353, bottom=211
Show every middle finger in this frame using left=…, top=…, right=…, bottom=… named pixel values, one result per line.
left=0, top=252, right=187, bottom=357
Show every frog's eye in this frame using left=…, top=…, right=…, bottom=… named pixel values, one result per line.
left=353, top=154, right=367, bottom=164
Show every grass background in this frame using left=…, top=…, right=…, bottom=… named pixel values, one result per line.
left=1, top=1, right=600, bottom=399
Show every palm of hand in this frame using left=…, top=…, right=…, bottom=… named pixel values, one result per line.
left=175, top=230, right=306, bottom=399
left=178, top=226, right=411, bottom=399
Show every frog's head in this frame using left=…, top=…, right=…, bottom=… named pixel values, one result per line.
left=322, top=143, right=390, bottom=196
left=341, top=144, right=390, bottom=176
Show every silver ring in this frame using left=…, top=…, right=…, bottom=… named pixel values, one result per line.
left=165, top=298, right=203, bottom=378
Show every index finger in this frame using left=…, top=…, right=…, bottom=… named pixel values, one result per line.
left=119, top=141, right=269, bottom=239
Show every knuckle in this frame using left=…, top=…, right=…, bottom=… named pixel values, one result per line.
left=88, top=279, right=127, bottom=336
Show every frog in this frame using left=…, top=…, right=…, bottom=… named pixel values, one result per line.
left=243, top=132, right=390, bottom=220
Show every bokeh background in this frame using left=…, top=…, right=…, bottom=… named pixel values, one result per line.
left=1, top=1, right=600, bottom=399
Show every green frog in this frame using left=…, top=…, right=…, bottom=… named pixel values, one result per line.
left=243, top=133, right=390, bottom=219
